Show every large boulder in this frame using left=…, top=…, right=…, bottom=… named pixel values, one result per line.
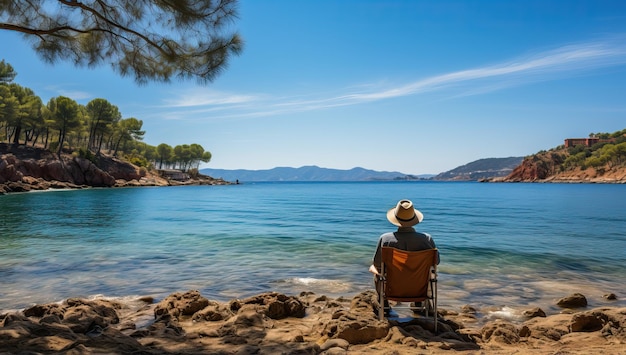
left=557, top=293, right=588, bottom=309
left=0, top=297, right=142, bottom=354
left=481, top=321, right=520, bottom=344
left=232, top=292, right=306, bottom=320
left=73, top=157, right=116, bottom=186
left=0, top=155, right=23, bottom=183
left=319, top=291, right=389, bottom=345
left=154, top=290, right=211, bottom=320
left=62, top=298, right=122, bottom=333
left=40, top=159, right=73, bottom=182
left=95, top=155, right=142, bottom=181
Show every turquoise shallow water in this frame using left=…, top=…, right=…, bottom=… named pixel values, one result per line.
left=1, top=181, right=625, bottom=315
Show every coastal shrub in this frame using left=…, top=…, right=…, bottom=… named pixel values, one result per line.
left=76, top=148, right=97, bottom=164
left=585, top=156, right=604, bottom=168
left=567, top=145, right=590, bottom=156
left=584, top=143, right=626, bottom=169
left=563, top=152, right=588, bottom=170
left=128, top=155, right=149, bottom=168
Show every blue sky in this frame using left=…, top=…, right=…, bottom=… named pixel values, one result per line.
left=2, top=0, right=626, bottom=175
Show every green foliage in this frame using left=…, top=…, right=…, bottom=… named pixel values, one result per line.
left=567, top=144, right=590, bottom=156
left=565, top=151, right=587, bottom=170
left=85, top=98, right=120, bottom=152
left=550, top=152, right=565, bottom=165
left=48, top=141, right=58, bottom=152
left=0, top=59, right=17, bottom=83
left=590, top=132, right=611, bottom=139
left=156, top=143, right=173, bottom=168
left=0, top=0, right=242, bottom=84
left=77, top=148, right=97, bottom=164
left=584, top=142, right=626, bottom=168
left=47, top=96, right=80, bottom=154
left=1, top=83, right=44, bottom=144
left=1, top=59, right=215, bottom=172
left=128, top=155, right=149, bottom=168
left=0, top=84, right=19, bottom=122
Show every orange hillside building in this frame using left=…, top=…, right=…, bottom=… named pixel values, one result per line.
left=564, top=137, right=615, bottom=148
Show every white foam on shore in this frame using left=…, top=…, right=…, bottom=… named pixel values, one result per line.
left=86, top=294, right=152, bottom=308
left=484, top=306, right=525, bottom=322
left=288, top=277, right=353, bottom=293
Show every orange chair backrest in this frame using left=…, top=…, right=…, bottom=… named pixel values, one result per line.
left=381, top=247, right=437, bottom=301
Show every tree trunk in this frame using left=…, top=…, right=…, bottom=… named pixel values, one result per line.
left=113, top=136, right=123, bottom=157
left=43, top=128, right=49, bottom=149
left=12, top=125, right=21, bottom=145
left=31, top=130, right=40, bottom=147
left=96, top=132, right=105, bottom=156
left=57, top=129, right=65, bottom=156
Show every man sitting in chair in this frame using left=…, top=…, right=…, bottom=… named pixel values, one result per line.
left=369, top=199, right=439, bottom=313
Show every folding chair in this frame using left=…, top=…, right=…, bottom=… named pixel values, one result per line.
left=377, top=247, right=438, bottom=332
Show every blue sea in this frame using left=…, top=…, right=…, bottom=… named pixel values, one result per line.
left=1, top=182, right=625, bottom=317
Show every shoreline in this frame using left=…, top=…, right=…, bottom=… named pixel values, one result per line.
left=0, top=173, right=234, bottom=195
left=1, top=289, right=624, bottom=354
left=4, top=176, right=625, bottom=195
left=3, top=261, right=624, bottom=318
left=0, top=143, right=234, bottom=195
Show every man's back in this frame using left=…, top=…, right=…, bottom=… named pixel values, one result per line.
left=372, top=227, right=437, bottom=271
left=379, top=228, right=436, bottom=250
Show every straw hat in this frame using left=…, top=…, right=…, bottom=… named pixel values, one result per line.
left=386, top=199, right=424, bottom=227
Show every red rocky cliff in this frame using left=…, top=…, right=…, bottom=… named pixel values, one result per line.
left=504, top=156, right=557, bottom=182
left=501, top=150, right=626, bottom=183
left=0, top=144, right=166, bottom=194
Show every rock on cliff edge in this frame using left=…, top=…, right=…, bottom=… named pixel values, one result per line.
left=503, top=154, right=560, bottom=182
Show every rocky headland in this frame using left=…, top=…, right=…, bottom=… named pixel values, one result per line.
left=499, top=161, right=626, bottom=184
left=489, top=148, right=626, bottom=183
left=1, top=290, right=624, bottom=354
left=0, top=143, right=230, bottom=194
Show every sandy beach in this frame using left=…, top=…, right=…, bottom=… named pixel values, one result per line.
left=1, top=289, right=624, bottom=354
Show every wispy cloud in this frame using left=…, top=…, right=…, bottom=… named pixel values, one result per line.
left=163, top=89, right=260, bottom=108
left=308, top=39, right=626, bottom=106
left=159, top=37, right=626, bottom=120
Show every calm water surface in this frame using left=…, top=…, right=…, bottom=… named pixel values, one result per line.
left=1, top=182, right=625, bottom=318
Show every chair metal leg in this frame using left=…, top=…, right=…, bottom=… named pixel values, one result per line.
left=433, top=281, right=438, bottom=333
left=378, top=277, right=385, bottom=320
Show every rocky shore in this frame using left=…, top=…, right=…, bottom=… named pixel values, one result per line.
left=1, top=290, right=624, bottom=354
left=0, top=144, right=230, bottom=194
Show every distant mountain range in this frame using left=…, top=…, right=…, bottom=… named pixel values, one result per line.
left=200, top=166, right=434, bottom=182
left=200, top=157, right=524, bottom=182
left=433, top=157, right=524, bottom=181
